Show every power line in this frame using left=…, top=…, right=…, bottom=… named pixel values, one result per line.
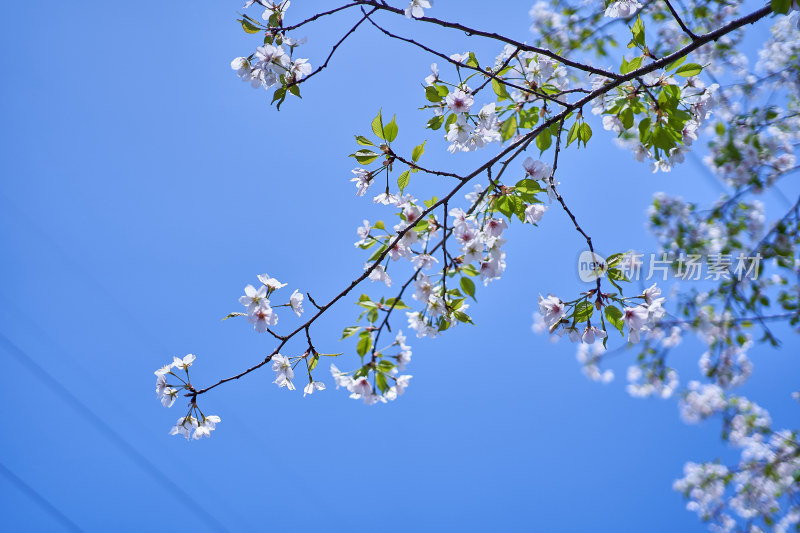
left=0, top=333, right=231, bottom=533
left=0, top=461, right=85, bottom=533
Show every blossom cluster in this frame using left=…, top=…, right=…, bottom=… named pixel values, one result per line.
left=154, top=354, right=222, bottom=440
left=675, top=387, right=800, bottom=531
left=237, top=273, right=304, bottom=333
left=422, top=47, right=569, bottom=154
left=231, top=1, right=311, bottom=106
left=536, top=282, right=666, bottom=346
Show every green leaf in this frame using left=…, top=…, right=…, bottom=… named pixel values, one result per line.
left=342, top=326, right=361, bottom=339
left=367, top=244, right=387, bottom=262
left=371, top=110, right=385, bottom=140
left=271, top=87, right=287, bottom=109
left=566, top=121, right=580, bottom=147
left=607, top=268, right=628, bottom=281
left=518, top=108, right=540, bottom=129
left=350, top=149, right=379, bottom=164
left=674, top=63, right=703, bottom=77
left=222, top=312, right=246, bottom=321
left=514, top=179, right=544, bottom=195
left=427, top=115, right=444, bottom=130
left=377, top=360, right=395, bottom=373
left=317, top=352, right=343, bottom=357
left=620, top=55, right=643, bottom=74
left=376, top=372, right=389, bottom=393
left=445, top=113, right=458, bottom=131
left=500, top=115, right=517, bottom=142
left=308, top=354, right=320, bottom=371
left=665, top=55, right=687, bottom=71
left=509, top=196, right=525, bottom=220
left=579, top=122, right=592, bottom=147
left=384, top=297, right=410, bottom=310
left=397, top=170, right=410, bottom=192
left=573, top=301, right=594, bottom=322
left=606, top=252, right=626, bottom=268
left=604, top=306, right=625, bottom=335
left=384, top=115, right=398, bottom=142
left=630, top=15, right=646, bottom=48
left=453, top=310, right=474, bottom=324
left=239, top=18, right=261, bottom=33
left=772, top=0, right=791, bottom=14
left=638, top=116, right=652, bottom=142
left=356, top=331, right=373, bottom=357
left=535, top=129, right=552, bottom=152
left=412, top=141, right=426, bottom=162
left=460, top=277, right=476, bottom=301
left=651, top=125, right=676, bottom=151
left=492, top=78, right=511, bottom=102
left=466, top=52, right=479, bottom=68
left=355, top=135, right=375, bottom=146
left=620, top=108, right=634, bottom=130
left=425, top=85, right=443, bottom=102
left=461, top=264, right=479, bottom=277
left=494, top=196, right=513, bottom=217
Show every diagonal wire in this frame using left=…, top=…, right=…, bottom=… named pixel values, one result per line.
left=0, top=333, right=231, bottom=533
left=0, top=461, right=85, bottom=533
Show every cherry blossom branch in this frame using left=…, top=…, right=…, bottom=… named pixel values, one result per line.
left=353, top=0, right=622, bottom=79
left=360, top=14, right=558, bottom=104
left=194, top=4, right=773, bottom=396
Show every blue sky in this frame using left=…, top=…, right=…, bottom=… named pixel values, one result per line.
left=1, top=1, right=797, bottom=531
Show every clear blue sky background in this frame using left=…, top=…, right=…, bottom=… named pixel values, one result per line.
left=1, top=1, right=797, bottom=531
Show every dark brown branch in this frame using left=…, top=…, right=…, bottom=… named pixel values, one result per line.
left=548, top=120, right=603, bottom=297
left=663, top=0, right=699, bottom=40
left=277, top=3, right=360, bottom=32
left=354, top=0, right=621, bottom=79
left=288, top=8, right=376, bottom=88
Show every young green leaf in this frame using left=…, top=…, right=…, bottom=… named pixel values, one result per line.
left=573, top=300, right=594, bottom=322
left=412, top=141, right=426, bottom=162
left=566, top=121, right=580, bottom=147
left=674, top=63, right=703, bottom=77
left=356, top=331, right=373, bottom=357
left=350, top=149, right=380, bottom=165
left=397, top=170, right=410, bottom=192
left=604, top=305, right=625, bottom=335
left=500, top=115, right=517, bottom=142
left=384, top=115, right=398, bottom=142
left=460, top=277, right=476, bottom=301
left=536, top=129, right=552, bottom=152
left=371, top=109, right=385, bottom=139
left=492, top=78, right=511, bottom=101
left=425, top=85, right=443, bottom=102
left=240, top=19, right=261, bottom=33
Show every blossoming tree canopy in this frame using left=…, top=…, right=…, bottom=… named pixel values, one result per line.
left=154, top=1, right=800, bottom=531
